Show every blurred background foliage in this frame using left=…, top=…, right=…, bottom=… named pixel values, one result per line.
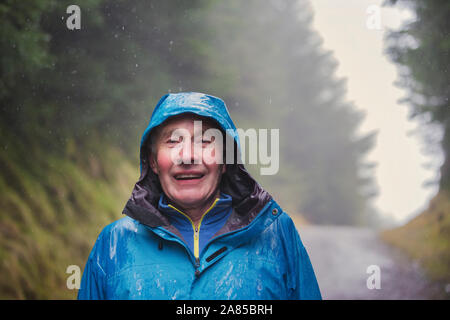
left=382, top=0, right=450, bottom=287
left=0, top=0, right=448, bottom=298
left=386, top=0, right=450, bottom=191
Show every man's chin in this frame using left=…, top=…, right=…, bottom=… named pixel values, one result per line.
left=170, top=193, right=208, bottom=207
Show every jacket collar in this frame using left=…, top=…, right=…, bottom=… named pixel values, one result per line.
left=122, top=162, right=272, bottom=234
left=157, top=192, right=233, bottom=228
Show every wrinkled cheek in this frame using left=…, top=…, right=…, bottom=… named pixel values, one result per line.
left=156, top=150, right=176, bottom=171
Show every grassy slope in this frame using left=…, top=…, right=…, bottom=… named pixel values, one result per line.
left=0, top=138, right=138, bottom=299
left=381, top=190, right=450, bottom=286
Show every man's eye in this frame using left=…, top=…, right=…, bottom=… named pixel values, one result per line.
left=167, top=138, right=181, bottom=144
left=202, top=136, right=215, bottom=144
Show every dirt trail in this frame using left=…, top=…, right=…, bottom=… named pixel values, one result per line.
left=298, top=225, right=444, bottom=299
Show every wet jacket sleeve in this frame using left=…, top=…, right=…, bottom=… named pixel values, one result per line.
left=77, top=237, right=106, bottom=300
left=281, top=214, right=322, bottom=300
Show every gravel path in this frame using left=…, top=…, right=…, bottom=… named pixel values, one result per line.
left=298, top=225, right=445, bottom=299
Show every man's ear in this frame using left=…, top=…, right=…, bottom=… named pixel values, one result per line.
left=149, top=150, right=159, bottom=175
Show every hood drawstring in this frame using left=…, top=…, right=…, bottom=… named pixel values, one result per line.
left=158, top=239, right=163, bottom=251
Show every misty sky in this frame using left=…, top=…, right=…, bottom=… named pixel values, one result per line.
left=309, top=0, right=441, bottom=224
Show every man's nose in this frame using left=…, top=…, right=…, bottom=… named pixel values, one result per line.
left=179, top=140, right=202, bottom=164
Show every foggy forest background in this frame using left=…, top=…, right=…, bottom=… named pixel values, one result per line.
left=1, top=0, right=449, bottom=299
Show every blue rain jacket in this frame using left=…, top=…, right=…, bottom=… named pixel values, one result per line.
left=78, top=92, right=321, bottom=300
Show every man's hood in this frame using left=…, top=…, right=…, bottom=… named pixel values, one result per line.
left=122, top=92, right=272, bottom=234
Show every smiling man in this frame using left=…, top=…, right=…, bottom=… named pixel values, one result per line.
left=77, top=92, right=321, bottom=300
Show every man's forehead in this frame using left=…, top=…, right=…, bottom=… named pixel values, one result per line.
left=158, top=114, right=219, bottom=135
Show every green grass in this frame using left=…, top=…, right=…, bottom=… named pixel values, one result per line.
left=0, top=140, right=138, bottom=299
left=381, top=191, right=450, bottom=287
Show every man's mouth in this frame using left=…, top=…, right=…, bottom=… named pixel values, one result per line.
left=173, top=173, right=205, bottom=180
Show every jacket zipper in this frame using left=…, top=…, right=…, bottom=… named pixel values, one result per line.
left=168, top=198, right=219, bottom=259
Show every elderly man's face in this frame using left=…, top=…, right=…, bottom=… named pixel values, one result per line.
left=149, top=114, right=226, bottom=210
